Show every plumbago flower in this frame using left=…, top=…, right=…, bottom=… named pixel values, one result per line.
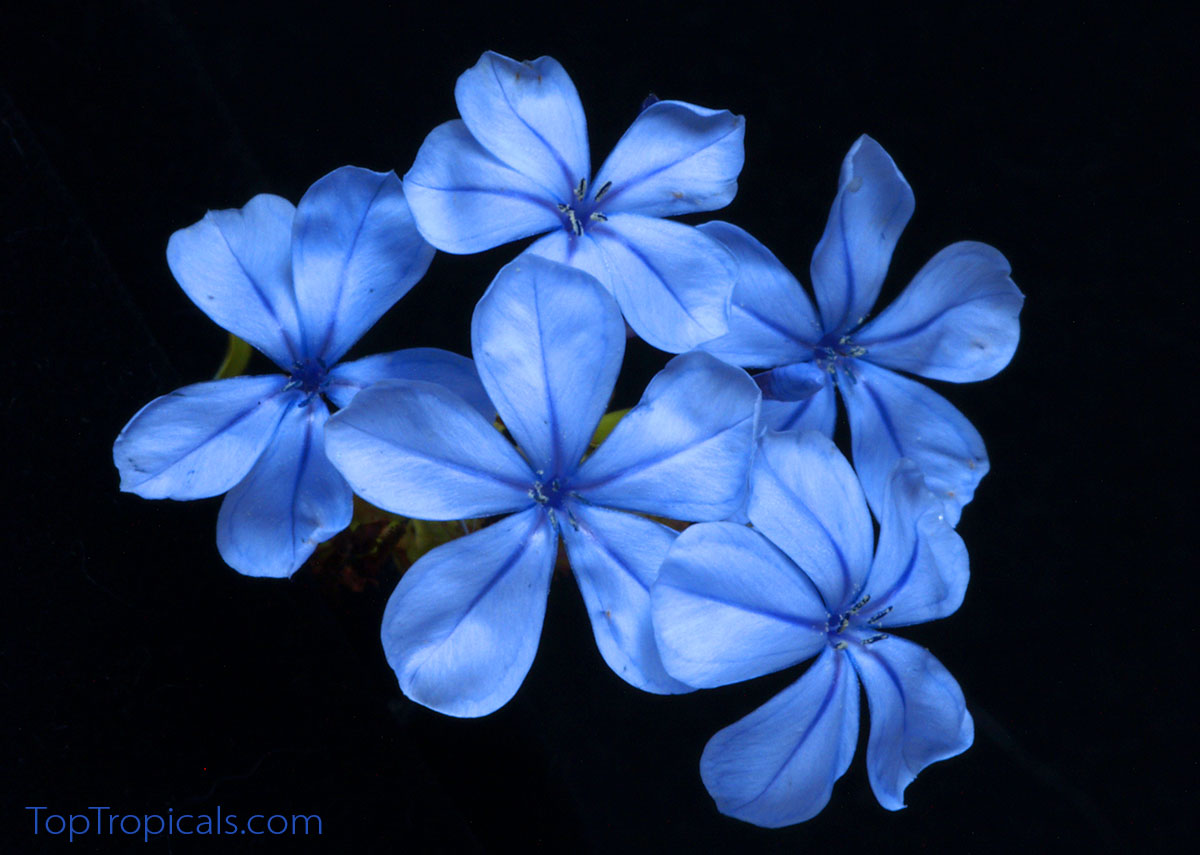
left=324, top=255, right=761, bottom=716
left=651, top=431, right=972, bottom=826
left=113, top=167, right=493, bottom=577
left=698, top=135, right=1024, bottom=524
left=403, top=50, right=745, bottom=353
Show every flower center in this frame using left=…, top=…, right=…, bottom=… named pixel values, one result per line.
left=529, top=477, right=568, bottom=509
left=557, top=177, right=612, bottom=236
left=287, top=358, right=329, bottom=398
left=826, top=594, right=892, bottom=650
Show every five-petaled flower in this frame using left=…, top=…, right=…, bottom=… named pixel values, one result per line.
left=113, top=167, right=493, bottom=577
left=698, top=135, right=1024, bottom=524
left=403, top=50, right=746, bottom=353
left=324, top=255, right=761, bottom=717
left=651, top=430, right=973, bottom=826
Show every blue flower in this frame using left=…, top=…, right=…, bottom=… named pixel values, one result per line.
left=403, top=51, right=745, bottom=353
left=651, top=430, right=973, bottom=826
left=699, top=135, right=1024, bottom=524
left=324, top=255, right=761, bottom=717
left=113, top=166, right=493, bottom=578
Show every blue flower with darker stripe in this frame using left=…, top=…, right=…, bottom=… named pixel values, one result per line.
left=652, top=431, right=973, bottom=826
left=113, top=166, right=492, bottom=578
left=403, top=50, right=745, bottom=353
left=697, top=136, right=1024, bottom=524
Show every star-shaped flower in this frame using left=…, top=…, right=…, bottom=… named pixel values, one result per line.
left=113, top=166, right=491, bottom=577
left=699, top=135, right=1024, bottom=523
left=403, top=51, right=745, bottom=353
left=652, top=431, right=973, bottom=826
left=324, top=255, right=761, bottom=716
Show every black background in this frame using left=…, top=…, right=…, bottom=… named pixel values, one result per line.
left=2, top=3, right=1191, bottom=852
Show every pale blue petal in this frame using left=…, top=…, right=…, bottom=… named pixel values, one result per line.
left=471, top=257, right=624, bottom=475
left=652, top=522, right=826, bottom=688
left=848, top=636, right=973, bottom=811
left=528, top=216, right=735, bottom=353
left=746, top=431, right=873, bottom=608
left=216, top=398, right=353, bottom=578
left=759, top=378, right=837, bottom=436
left=866, top=460, right=969, bottom=627
left=291, top=167, right=435, bottom=363
left=167, top=194, right=303, bottom=369
left=381, top=506, right=558, bottom=717
left=809, top=136, right=915, bottom=334
left=696, top=221, right=821, bottom=365
left=700, top=648, right=860, bottom=827
left=113, top=375, right=292, bottom=500
left=590, top=100, right=744, bottom=217
left=403, top=120, right=561, bottom=253
left=455, top=51, right=589, bottom=198
left=560, top=504, right=691, bottom=694
left=838, top=361, right=986, bottom=526
left=856, top=241, right=1024, bottom=382
left=574, top=352, right=760, bottom=520
left=753, top=361, right=827, bottom=402
left=326, top=347, right=492, bottom=419
left=324, top=379, right=532, bottom=520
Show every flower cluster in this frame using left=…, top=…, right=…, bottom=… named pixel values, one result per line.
left=114, top=50, right=1022, bottom=827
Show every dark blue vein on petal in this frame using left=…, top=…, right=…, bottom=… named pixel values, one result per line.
left=575, top=416, right=751, bottom=495
left=213, top=216, right=299, bottom=366
left=533, top=275, right=563, bottom=475
left=489, top=60, right=576, bottom=196
left=859, top=538, right=920, bottom=622
left=853, top=370, right=906, bottom=458
left=732, top=652, right=849, bottom=813
left=855, top=291, right=1017, bottom=348
left=287, top=407, right=317, bottom=571
left=596, top=227, right=708, bottom=331
left=129, top=383, right=290, bottom=485
left=599, top=121, right=741, bottom=212
left=570, top=508, right=652, bottom=593
left=406, top=510, right=551, bottom=684
left=756, top=458, right=853, bottom=603
left=315, top=172, right=390, bottom=359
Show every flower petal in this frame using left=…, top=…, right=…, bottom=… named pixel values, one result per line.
left=848, top=636, right=973, bottom=811
left=324, top=379, right=532, bottom=520
left=696, top=221, right=821, bottom=365
left=759, top=378, right=837, bottom=436
left=746, top=431, right=873, bottom=609
left=403, top=120, right=561, bottom=253
left=574, top=352, right=760, bottom=521
left=291, top=167, right=435, bottom=363
left=866, top=460, right=969, bottom=626
left=325, top=347, right=492, bottom=419
left=471, top=256, right=625, bottom=476
left=652, top=521, right=826, bottom=688
left=584, top=215, right=736, bottom=352
left=167, top=194, right=302, bottom=369
left=216, top=398, right=353, bottom=578
left=381, top=506, right=558, bottom=717
left=838, top=360, right=987, bottom=526
left=560, top=504, right=690, bottom=694
left=856, top=241, right=1024, bottom=382
left=455, top=51, right=589, bottom=198
left=809, top=135, right=915, bottom=334
left=113, top=375, right=292, bottom=500
left=700, top=648, right=860, bottom=827
left=753, top=361, right=827, bottom=402
left=591, top=100, right=744, bottom=217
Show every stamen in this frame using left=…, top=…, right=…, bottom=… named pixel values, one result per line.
left=833, top=641, right=848, bottom=651
left=836, top=617, right=850, bottom=633
left=594, top=180, right=612, bottom=201
left=867, top=605, right=893, bottom=624
left=590, top=212, right=607, bottom=222
left=863, top=634, right=888, bottom=645
left=567, top=210, right=583, bottom=236
left=574, top=178, right=587, bottom=201
left=847, top=593, right=871, bottom=614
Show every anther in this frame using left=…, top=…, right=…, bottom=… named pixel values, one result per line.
left=594, top=180, right=612, bottom=201
left=847, top=594, right=871, bottom=614
left=574, top=178, right=587, bottom=201
left=863, top=634, right=888, bottom=645
left=867, top=605, right=893, bottom=624
left=836, top=617, right=850, bottom=633
left=590, top=212, right=607, bottom=222
left=834, top=641, right=848, bottom=650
